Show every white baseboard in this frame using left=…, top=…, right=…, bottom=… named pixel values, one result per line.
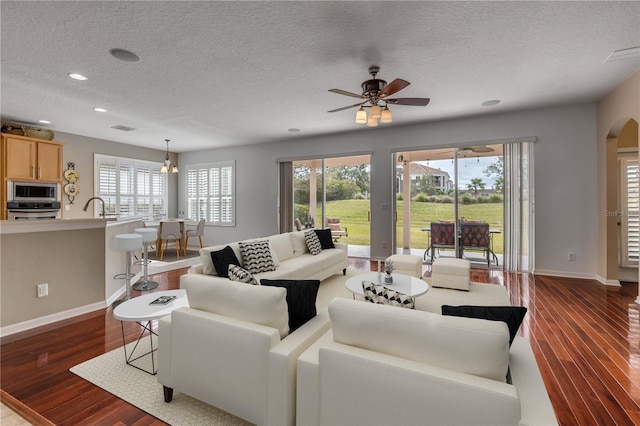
left=595, top=275, right=622, bottom=287
left=2, top=261, right=197, bottom=339
left=0, top=301, right=106, bottom=338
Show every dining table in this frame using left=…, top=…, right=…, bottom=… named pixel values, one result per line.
left=144, top=218, right=197, bottom=256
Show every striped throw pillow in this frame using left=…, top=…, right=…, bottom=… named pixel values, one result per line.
left=239, top=239, right=276, bottom=274
left=228, top=264, right=259, bottom=285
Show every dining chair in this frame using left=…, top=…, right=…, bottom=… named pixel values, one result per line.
left=184, top=219, right=205, bottom=254
left=159, top=221, right=182, bottom=260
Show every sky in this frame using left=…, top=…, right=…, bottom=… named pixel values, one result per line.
left=417, top=155, right=500, bottom=189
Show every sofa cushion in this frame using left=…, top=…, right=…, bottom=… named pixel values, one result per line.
left=328, top=298, right=510, bottom=382
left=442, top=305, right=528, bottom=346
left=182, top=273, right=289, bottom=338
left=314, top=229, right=335, bottom=250
left=261, top=279, right=320, bottom=332
left=228, top=264, right=259, bottom=285
left=362, top=281, right=415, bottom=309
left=269, top=233, right=294, bottom=262
left=210, top=245, right=241, bottom=278
left=239, top=239, right=276, bottom=274
left=291, top=231, right=310, bottom=255
left=304, top=230, right=322, bottom=255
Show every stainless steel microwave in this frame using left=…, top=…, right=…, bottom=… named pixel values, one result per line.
left=7, top=181, right=60, bottom=202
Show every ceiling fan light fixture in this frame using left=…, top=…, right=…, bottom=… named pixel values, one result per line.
left=370, top=105, right=381, bottom=119
left=355, top=106, right=367, bottom=124
left=380, top=106, right=392, bottom=123
left=366, top=116, right=379, bottom=127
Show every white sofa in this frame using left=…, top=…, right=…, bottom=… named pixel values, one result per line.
left=297, top=298, right=557, bottom=426
left=187, top=230, right=348, bottom=282
left=157, top=275, right=332, bottom=426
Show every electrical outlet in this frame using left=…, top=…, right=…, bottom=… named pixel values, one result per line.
left=37, top=283, right=48, bottom=297
left=568, top=252, right=576, bottom=261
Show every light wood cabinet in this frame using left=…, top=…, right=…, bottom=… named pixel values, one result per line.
left=1, top=133, right=64, bottom=220
left=2, top=134, right=63, bottom=182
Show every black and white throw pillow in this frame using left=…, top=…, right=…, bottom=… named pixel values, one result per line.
left=362, top=280, right=415, bottom=309
left=228, top=264, right=259, bottom=285
left=304, top=230, right=322, bottom=255
left=239, top=239, right=276, bottom=274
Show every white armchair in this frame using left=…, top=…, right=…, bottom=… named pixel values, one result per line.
left=297, top=298, right=557, bottom=426
left=157, top=274, right=331, bottom=425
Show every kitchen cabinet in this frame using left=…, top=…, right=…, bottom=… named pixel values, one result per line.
left=2, top=134, right=63, bottom=181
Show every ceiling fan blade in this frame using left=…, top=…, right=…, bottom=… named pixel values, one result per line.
left=385, top=97, right=431, bottom=106
left=379, top=79, right=410, bottom=98
left=327, top=103, right=363, bottom=113
left=329, top=89, right=365, bottom=99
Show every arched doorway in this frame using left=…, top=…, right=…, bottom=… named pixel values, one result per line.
left=605, top=118, right=639, bottom=285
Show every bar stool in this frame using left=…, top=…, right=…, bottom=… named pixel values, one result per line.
left=133, top=227, right=159, bottom=291
left=113, top=234, right=143, bottom=304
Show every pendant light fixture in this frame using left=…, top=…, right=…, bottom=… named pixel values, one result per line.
left=160, top=139, right=178, bottom=173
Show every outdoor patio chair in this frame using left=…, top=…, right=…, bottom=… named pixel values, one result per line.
left=426, top=221, right=457, bottom=262
left=325, top=217, right=348, bottom=242
left=460, top=221, right=491, bottom=266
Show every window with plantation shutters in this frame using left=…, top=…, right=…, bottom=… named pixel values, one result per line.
left=621, top=156, right=639, bottom=267
left=186, top=161, right=235, bottom=226
left=94, top=154, right=167, bottom=219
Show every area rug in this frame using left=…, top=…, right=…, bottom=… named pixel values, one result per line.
left=70, top=269, right=368, bottom=425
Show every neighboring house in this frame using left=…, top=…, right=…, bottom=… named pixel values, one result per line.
left=396, top=163, right=453, bottom=194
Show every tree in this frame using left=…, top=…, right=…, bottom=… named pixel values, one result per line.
left=411, top=174, right=437, bottom=196
left=328, top=165, right=370, bottom=196
left=466, top=178, right=485, bottom=195
left=483, top=157, right=504, bottom=193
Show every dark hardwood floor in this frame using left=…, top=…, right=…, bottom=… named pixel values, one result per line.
left=1, top=259, right=639, bottom=425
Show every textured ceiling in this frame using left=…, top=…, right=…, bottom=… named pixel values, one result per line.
left=1, top=1, right=639, bottom=152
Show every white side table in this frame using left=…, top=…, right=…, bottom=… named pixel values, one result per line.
left=113, top=289, right=189, bottom=375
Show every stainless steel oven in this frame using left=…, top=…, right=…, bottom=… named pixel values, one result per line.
left=7, top=181, right=61, bottom=220
left=7, top=203, right=61, bottom=220
left=7, top=181, right=60, bottom=202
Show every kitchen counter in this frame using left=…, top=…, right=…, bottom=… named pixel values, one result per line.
left=0, top=216, right=148, bottom=235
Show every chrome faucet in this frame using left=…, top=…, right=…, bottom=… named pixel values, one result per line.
left=83, top=197, right=106, bottom=217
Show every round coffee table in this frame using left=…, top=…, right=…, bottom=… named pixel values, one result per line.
left=345, top=273, right=429, bottom=298
left=113, top=289, right=189, bottom=374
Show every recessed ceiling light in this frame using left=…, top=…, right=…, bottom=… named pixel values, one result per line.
left=109, top=48, right=141, bottom=63
left=604, top=46, right=640, bottom=63
left=38, top=120, right=51, bottom=124
left=69, top=73, right=88, bottom=81
left=93, top=107, right=108, bottom=112
left=288, top=128, right=301, bottom=132
left=481, top=100, right=500, bottom=107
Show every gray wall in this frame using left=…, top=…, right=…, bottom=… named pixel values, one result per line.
left=56, top=131, right=179, bottom=219
left=179, top=103, right=598, bottom=277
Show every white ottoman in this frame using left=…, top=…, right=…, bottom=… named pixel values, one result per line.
left=431, top=258, right=471, bottom=291
left=386, top=254, right=423, bottom=278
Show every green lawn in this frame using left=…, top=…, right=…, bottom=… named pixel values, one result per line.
left=318, top=200, right=504, bottom=254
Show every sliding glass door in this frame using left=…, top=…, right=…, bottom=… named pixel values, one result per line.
left=281, top=155, right=371, bottom=256
left=393, top=142, right=532, bottom=272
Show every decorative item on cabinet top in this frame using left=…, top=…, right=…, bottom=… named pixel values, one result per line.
left=1, top=123, right=55, bottom=140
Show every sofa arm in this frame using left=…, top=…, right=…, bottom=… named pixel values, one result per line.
left=188, top=263, right=204, bottom=274
left=315, top=341, right=520, bottom=426
left=159, top=307, right=280, bottom=425
left=510, top=336, right=558, bottom=425
left=268, top=311, right=331, bottom=426
left=156, top=315, right=173, bottom=387
left=334, top=242, right=348, bottom=251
